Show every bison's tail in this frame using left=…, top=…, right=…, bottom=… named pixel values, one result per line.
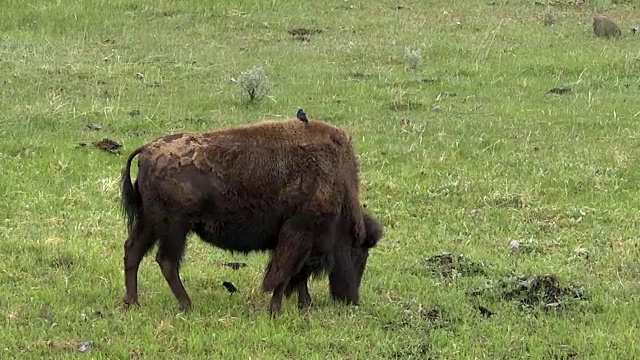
left=120, top=146, right=145, bottom=232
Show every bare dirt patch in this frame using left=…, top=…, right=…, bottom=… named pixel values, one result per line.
left=288, top=28, right=322, bottom=42
left=221, top=261, right=247, bottom=270
left=422, top=252, right=487, bottom=279
left=77, top=139, right=122, bottom=154
left=548, top=86, right=572, bottom=95
left=470, top=274, right=588, bottom=310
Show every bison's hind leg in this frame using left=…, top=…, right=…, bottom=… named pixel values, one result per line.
left=123, top=218, right=158, bottom=308
left=284, top=269, right=313, bottom=309
left=154, top=218, right=192, bottom=311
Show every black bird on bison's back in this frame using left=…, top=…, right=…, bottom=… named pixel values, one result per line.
left=296, top=109, right=308, bottom=123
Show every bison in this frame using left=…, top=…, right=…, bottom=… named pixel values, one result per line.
left=120, top=118, right=383, bottom=315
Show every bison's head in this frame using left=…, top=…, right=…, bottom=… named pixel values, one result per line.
left=352, top=211, right=383, bottom=289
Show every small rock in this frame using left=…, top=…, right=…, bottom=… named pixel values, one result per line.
left=77, top=341, right=93, bottom=353
left=86, top=124, right=102, bottom=131
left=508, top=240, right=521, bottom=250
left=574, top=247, right=589, bottom=258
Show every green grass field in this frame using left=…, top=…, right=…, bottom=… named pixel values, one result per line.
left=2, top=0, right=640, bottom=358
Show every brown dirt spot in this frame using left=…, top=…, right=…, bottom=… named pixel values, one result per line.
left=91, top=139, right=122, bottom=154
left=222, top=261, right=247, bottom=270
left=388, top=99, right=427, bottom=112
left=288, top=28, right=322, bottom=36
left=548, top=86, right=572, bottom=95
left=348, top=71, right=375, bottom=80
left=288, top=28, right=322, bottom=42
left=161, top=10, right=178, bottom=17
left=50, top=253, right=75, bottom=269
left=422, top=252, right=487, bottom=279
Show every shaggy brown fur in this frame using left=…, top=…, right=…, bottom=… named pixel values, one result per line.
left=593, top=15, right=621, bottom=38
left=120, top=118, right=382, bottom=315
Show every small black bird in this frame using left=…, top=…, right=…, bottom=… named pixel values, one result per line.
left=222, top=281, right=238, bottom=294
left=478, top=305, right=495, bottom=318
left=296, top=108, right=308, bottom=123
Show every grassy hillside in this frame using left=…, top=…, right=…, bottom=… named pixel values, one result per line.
left=1, top=0, right=639, bottom=358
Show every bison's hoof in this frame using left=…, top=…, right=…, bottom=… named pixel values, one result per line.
left=297, top=299, right=312, bottom=310
left=178, top=301, right=193, bottom=312
left=122, top=297, right=139, bottom=309
left=268, top=304, right=282, bottom=317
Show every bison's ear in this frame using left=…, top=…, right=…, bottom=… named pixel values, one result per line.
left=362, top=212, right=383, bottom=248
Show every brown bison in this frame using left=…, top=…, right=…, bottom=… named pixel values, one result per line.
left=120, top=118, right=383, bottom=315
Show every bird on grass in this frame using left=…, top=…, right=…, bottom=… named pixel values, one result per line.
left=478, top=305, right=495, bottom=318
left=222, top=281, right=238, bottom=294
left=296, top=108, right=308, bottom=123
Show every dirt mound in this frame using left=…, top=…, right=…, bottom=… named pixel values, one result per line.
left=92, top=139, right=122, bottom=154
left=422, top=252, right=486, bottom=279
left=288, top=28, right=322, bottom=36
left=221, top=261, right=247, bottom=270
left=288, top=28, right=322, bottom=42
left=470, top=274, right=587, bottom=310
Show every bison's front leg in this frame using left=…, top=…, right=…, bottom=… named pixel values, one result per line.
left=123, top=221, right=158, bottom=308
left=155, top=222, right=192, bottom=311
left=328, top=245, right=359, bottom=305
